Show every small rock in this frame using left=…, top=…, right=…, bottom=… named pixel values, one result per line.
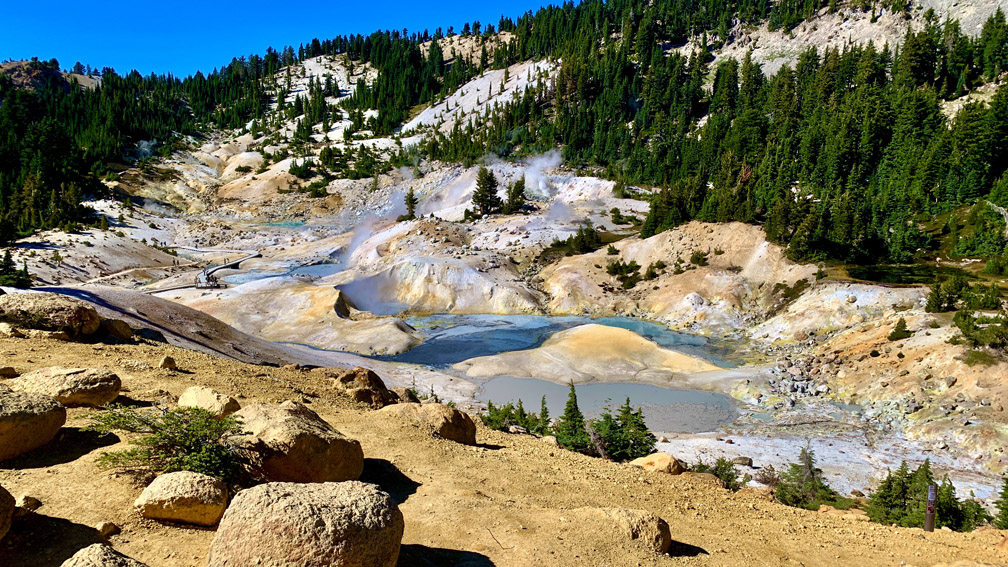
left=95, top=521, right=121, bottom=538
left=390, top=387, right=420, bottom=404
left=330, top=367, right=397, bottom=408
left=507, top=425, right=529, bottom=435
left=134, top=471, right=228, bottom=526
left=589, top=508, right=671, bottom=554
left=541, top=435, right=559, bottom=447
left=0, top=367, right=17, bottom=378
left=177, top=386, right=239, bottom=418
left=732, top=456, right=754, bottom=467
left=60, top=543, right=149, bottom=567
left=158, top=356, right=177, bottom=371
left=12, top=494, right=41, bottom=518
left=945, top=376, right=958, bottom=388
left=657, top=436, right=669, bottom=443
left=629, top=453, right=685, bottom=475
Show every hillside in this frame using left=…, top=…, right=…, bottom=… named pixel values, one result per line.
left=1, top=333, right=1006, bottom=567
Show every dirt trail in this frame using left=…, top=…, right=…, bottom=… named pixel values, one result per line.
left=1, top=336, right=1005, bottom=567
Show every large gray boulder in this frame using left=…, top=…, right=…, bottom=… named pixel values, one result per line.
left=0, top=292, right=101, bottom=338
left=133, top=471, right=228, bottom=526
left=177, top=386, right=240, bottom=418
left=234, top=401, right=363, bottom=483
left=60, top=544, right=150, bottom=567
left=378, top=403, right=477, bottom=445
left=207, top=481, right=403, bottom=567
left=0, top=484, right=13, bottom=541
left=10, top=367, right=121, bottom=407
left=0, top=385, right=66, bottom=461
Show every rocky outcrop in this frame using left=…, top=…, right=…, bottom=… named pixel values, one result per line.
left=580, top=508, right=671, bottom=554
left=455, top=324, right=720, bottom=384
left=10, top=367, right=121, bottom=407
left=133, top=471, right=228, bottom=526
left=207, top=481, right=403, bottom=567
left=378, top=403, right=476, bottom=445
left=234, top=401, right=363, bottom=482
left=0, top=292, right=101, bottom=338
left=325, top=367, right=397, bottom=408
left=0, top=385, right=66, bottom=461
left=177, top=386, right=240, bottom=418
left=60, top=544, right=150, bottom=567
left=0, top=484, right=13, bottom=541
left=629, top=453, right=686, bottom=475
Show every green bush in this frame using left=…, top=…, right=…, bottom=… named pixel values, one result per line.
left=87, top=405, right=246, bottom=483
left=692, top=457, right=745, bottom=491
left=690, top=250, right=708, bottom=266
left=589, top=398, right=656, bottom=462
left=868, top=460, right=991, bottom=531
left=775, top=447, right=852, bottom=510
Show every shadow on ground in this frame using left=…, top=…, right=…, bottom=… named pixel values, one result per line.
left=360, top=458, right=421, bottom=504
left=5, top=427, right=119, bottom=469
left=2, top=513, right=105, bottom=567
left=398, top=544, right=496, bottom=567
left=668, top=539, right=708, bottom=557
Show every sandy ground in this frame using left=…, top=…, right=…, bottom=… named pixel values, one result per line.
left=1, top=336, right=1007, bottom=567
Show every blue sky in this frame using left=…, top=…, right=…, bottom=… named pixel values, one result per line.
left=3, top=0, right=557, bottom=77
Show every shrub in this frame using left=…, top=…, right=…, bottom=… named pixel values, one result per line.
left=607, top=244, right=619, bottom=255
left=692, top=457, right=745, bottom=491
left=754, top=464, right=781, bottom=490
left=888, top=318, right=912, bottom=341
left=774, top=446, right=851, bottom=510
left=589, top=398, right=656, bottom=462
left=87, top=405, right=246, bottom=484
left=690, top=250, right=708, bottom=266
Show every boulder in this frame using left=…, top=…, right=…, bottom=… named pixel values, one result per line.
left=234, top=401, right=363, bottom=483
left=134, top=471, right=228, bottom=526
left=207, top=481, right=403, bottom=567
left=100, top=319, right=133, bottom=340
left=378, top=403, right=477, bottom=445
left=732, top=456, right=754, bottom=467
left=0, top=484, right=13, bottom=541
left=390, top=387, right=420, bottom=404
left=158, top=356, right=177, bottom=370
left=584, top=508, right=671, bottom=554
left=0, top=366, right=17, bottom=378
left=331, top=367, right=396, bottom=408
left=0, top=386, right=66, bottom=461
left=60, top=544, right=150, bottom=567
left=629, top=453, right=686, bottom=475
left=0, top=292, right=101, bottom=338
left=177, top=386, right=240, bottom=418
left=11, top=367, right=120, bottom=407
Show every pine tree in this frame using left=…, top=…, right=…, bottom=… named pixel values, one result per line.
left=994, top=476, right=1008, bottom=529
left=404, top=188, right=418, bottom=220
left=537, top=395, right=550, bottom=435
left=502, top=177, right=526, bottom=214
left=554, top=382, right=590, bottom=454
left=472, top=166, right=501, bottom=217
